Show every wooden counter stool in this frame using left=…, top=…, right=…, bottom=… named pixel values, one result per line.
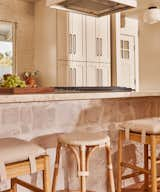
left=0, top=137, right=50, bottom=192
left=52, top=132, right=115, bottom=192
left=117, top=118, right=160, bottom=192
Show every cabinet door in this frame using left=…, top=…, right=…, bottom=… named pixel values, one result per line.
left=118, top=35, right=135, bottom=89
left=96, top=16, right=111, bottom=63
left=98, top=64, right=111, bottom=86
left=57, top=61, right=68, bottom=86
left=86, top=63, right=99, bottom=86
left=68, top=61, right=86, bottom=86
left=57, top=61, right=86, bottom=86
left=57, top=10, right=72, bottom=61
left=71, top=13, right=86, bottom=61
left=86, top=16, right=99, bottom=63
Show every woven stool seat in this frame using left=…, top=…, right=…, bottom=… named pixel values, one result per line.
left=52, top=131, right=115, bottom=192
left=58, top=131, right=110, bottom=146
left=120, top=117, right=160, bottom=134
left=117, top=117, right=160, bottom=192
left=0, top=138, right=45, bottom=164
left=0, top=138, right=50, bottom=192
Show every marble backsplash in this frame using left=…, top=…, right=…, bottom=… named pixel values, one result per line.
left=0, top=97, right=160, bottom=191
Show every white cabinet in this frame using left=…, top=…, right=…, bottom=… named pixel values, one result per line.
left=57, top=61, right=86, bottom=86
left=57, top=10, right=86, bottom=62
left=86, top=63, right=111, bottom=86
left=86, top=15, right=110, bottom=64
left=57, top=11, right=111, bottom=86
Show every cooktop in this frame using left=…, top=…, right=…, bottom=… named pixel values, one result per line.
left=55, top=86, right=134, bottom=92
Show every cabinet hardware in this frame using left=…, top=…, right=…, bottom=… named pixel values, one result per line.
left=96, top=38, right=99, bottom=56
left=73, top=34, right=76, bottom=55
left=99, top=68, right=103, bottom=85
left=69, top=34, right=72, bottom=54
left=73, top=68, right=76, bottom=86
left=100, top=38, right=103, bottom=56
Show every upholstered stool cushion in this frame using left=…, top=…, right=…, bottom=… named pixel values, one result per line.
left=31, top=133, right=63, bottom=149
left=58, top=132, right=110, bottom=146
left=0, top=138, right=45, bottom=164
left=120, top=117, right=160, bottom=134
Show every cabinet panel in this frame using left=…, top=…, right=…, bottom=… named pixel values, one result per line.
left=86, top=16, right=99, bottom=63
left=86, top=63, right=98, bottom=86
left=57, top=11, right=86, bottom=62
left=100, top=64, right=111, bottom=86
left=57, top=61, right=86, bottom=86
left=86, top=63, right=111, bottom=86
left=96, top=16, right=111, bottom=63
left=72, top=13, right=86, bottom=61
left=57, top=10, right=72, bottom=61
left=86, top=16, right=110, bottom=63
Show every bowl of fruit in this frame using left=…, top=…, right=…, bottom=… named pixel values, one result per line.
left=0, top=74, right=26, bottom=88
left=0, top=74, right=54, bottom=94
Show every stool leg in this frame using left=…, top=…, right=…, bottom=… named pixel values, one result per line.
left=144, top=144, right=149, bottom=192
left=11, top=178, right=17, bottom=192
left=106, top=145, right=115, bottom=192
left=117, top=131, right=123, bottom=192
left=52, top=142, right=62, bottom=192
left=80, top=145, right=87, bottom=192
left=43, top=155, right=51, bottom=192
left=151, top=135, right=157, bottom=192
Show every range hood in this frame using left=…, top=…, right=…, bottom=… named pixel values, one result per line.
left=47, top=0, right=137, bottom=17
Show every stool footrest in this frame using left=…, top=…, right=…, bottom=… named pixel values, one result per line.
left=148, top=156, right=160, bottom=164
left=121, top=162, right=150, bottom=174
left=148, top=177, right=160, bottom=188
left=13, top=178, right=43, bottom=192
left=57, top=190, right=95, bottom=192
left=122, top=171, right=144, bottom=180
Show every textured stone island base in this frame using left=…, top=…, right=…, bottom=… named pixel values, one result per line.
left=0, top=95, right=160, bottom=191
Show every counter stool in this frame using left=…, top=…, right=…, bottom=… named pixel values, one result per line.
left=117, top=118, right=160, bottom=192
left=0, top=137, right=50, bottom=192
left=52, top=132, right=115, bottom=192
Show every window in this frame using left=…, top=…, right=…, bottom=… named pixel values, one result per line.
left=120, top=40, right=130, bottom=59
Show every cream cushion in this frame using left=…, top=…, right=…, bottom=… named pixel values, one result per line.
left=120, top=117, right=160, bottom=134
left=0, top=138, right=45, bottom=164
left=58, top=132, right=110, bottom=146
left=31, top=133, right=63, bottom=149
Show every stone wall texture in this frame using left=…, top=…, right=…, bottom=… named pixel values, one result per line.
left=0, top=97, right=160, bottom=191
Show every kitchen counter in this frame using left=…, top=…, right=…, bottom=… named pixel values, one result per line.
left=1, top=90, right=160, bottom=191
left=0, top=91, right=160, bottom=103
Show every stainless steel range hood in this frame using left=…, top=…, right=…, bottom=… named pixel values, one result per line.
left=47, top=0, right=137, bottom=17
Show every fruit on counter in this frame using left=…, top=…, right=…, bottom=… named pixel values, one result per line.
left=0, top=74, right=26, bottom=88
left=23, top=71, right=39, bottom=88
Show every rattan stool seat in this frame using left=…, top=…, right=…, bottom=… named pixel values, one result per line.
left=58, top=131, right=110, bottom=146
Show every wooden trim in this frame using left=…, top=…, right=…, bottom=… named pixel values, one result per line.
left=122, top=172, right=144, bottom=180
left=13, top=178, right=43, bottom=192
left=11, top=178, right=17, bottom=192
left=151, top=135, right=157, bottom=192
left=120, top=130, right=151, bottom=144
left=6, top=156, right=45, bottom=179
left=79, top=145, right=87, bottom=192
left=52, top=142, right=62, bottom=192
left=43, top=155, right=51, bottom=192
left=121, top=162, right=150, bottom=174
left=106, top=146, right=115, bottom=192
left=144, top=144, right=149, bottom=191
left=117, top=131, right=123, bottom=192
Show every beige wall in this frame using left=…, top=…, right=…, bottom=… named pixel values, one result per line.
left=0, top=0, right=35, bottom=74
left=34, top=0, right=57, bottom=86
left=139, top=20, right=160, bottom=91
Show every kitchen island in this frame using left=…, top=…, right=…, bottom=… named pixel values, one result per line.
left=1, top=91, right=160, bottom=191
